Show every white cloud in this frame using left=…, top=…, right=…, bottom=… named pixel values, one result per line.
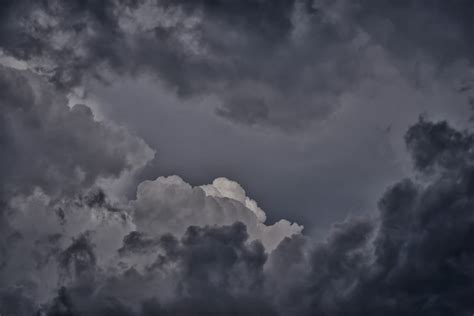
left=132, top=175, right=303, bottom=251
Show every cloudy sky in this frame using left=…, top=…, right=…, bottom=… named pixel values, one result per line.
left=1, top=0, right=474, bottom=315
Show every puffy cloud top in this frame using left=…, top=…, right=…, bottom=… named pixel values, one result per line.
left=132, top=175, right=303, bottom=251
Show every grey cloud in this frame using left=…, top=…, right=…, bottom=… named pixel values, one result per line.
left=40, top=223, right=275, bottom=316
left=59, top=234, right=97, bottom=280
left=1, top=1, right=474, bottom=315
left=355, top=0, right=474, bottom=65
left=4, top=0, right=470, bottom=234
left=4, top=0, right=471, bottom=130
left=0, top=288, right=37, bottom=316
left=0, top=66, right=153, bottom=199
left=0, top=148, right=301, bottom=314
left=94, top=59, right=474, bottom=236
left=405, top=117, right=474, bottom=173
left=0, top=187, right=134, bottom=306
left=215, top=96, right=269, bottom=127
left=288, top=119, right=474, bottom=315
left=2, top=118, right=474, bottom=315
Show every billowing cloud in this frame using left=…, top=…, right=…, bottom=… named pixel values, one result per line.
left=1, top=1, right=474, bottom=315
left=0, top=65, right=154, bottom=199
left=42, top=222, right=275, bottom=316
left=266, top=118, right=474, bottom=315
left=1, top=116, right=474, bottom=315
left=2, top=0, right=471, bottom=130
left=132, top=175, right=303, bottom=251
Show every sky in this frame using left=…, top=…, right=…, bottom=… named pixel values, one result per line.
left=1, top=0, right=474, bottom=315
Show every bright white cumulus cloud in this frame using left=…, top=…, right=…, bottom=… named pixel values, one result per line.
left=132, top=175, right=303, bottom=251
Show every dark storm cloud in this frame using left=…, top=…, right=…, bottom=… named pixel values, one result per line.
left=405, top=118, right=474, bottom=173
left=1, top=1, right=474, bottom=315
left=2, top=117, right=474, bottom=315
left=4, top=0, right=472, bottom=130
left=282, top=119, right=474, bottom=315
left=40, top=223, right=274, bottom=316
left=1, top=0, right=309, bottom=128
left=80, top=0, right=474, bottom=231
left=0, top=0, right=123, bottom=88
left=0, top=66, right=153, bottom=198
left=59, top=234, right=97, bottom=279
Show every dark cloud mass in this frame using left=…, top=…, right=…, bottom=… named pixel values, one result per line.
left=1, top=107, right=474, bottom=314
left=1, top=0, right=318, bottom=128
left=0, top=66, right=153, bottom=198
left=1, top=0, right=474, bottom=315
left=1, top=0, right=471, bottom=130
